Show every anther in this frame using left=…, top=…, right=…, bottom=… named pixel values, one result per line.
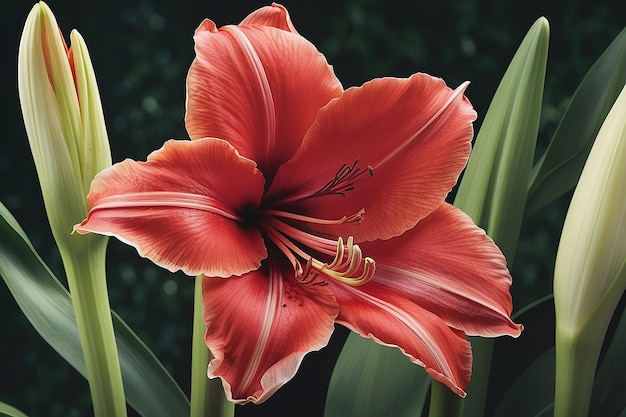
left=318, top=237, right=376, bottom=286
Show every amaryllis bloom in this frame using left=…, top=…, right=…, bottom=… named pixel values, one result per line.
left=75, top=3, right=522, bottom=404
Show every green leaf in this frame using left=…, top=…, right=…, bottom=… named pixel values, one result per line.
left=512, top=293, right=554, bottom=320
left=526, top=27, right=626, bottom=217
left=0, top=402, right=28, bottom=417
left=0, top=203, right=189, bottom=417
left=453, top=17, right=549, bottom=417
left=454, top=17, right=549, bottom=263
left=324, top=332, right=430, bottom=417
left=493, top=347, right=555, bottom=417
left=190, top=276, right=234, bottom=417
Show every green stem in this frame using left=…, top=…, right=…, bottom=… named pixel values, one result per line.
left=61, top=235, right=126, bottom=417
left=461, top=337, right=494, bottom=417
left=428, top=380, right=464, bottom=417
left=190, top=275, right=234, bottom=417
left=553, top=326, right=602, bottom=417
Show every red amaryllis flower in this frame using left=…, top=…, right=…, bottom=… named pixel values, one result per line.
left=75, top=3, right=522, bottom=404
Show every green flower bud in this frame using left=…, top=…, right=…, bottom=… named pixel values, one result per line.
left=18, top=1, right=111, bottom=251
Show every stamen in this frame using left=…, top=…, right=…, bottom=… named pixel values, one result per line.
left=260, top=217, right=337, bottom=256
left=319, top=237, right=376, bottom=286
left=259, top=217, right=376, bottom=287
left=261, top=225, right=303, bottom=272
left=327, top=237, right=345, bottom=269
left=259, top=208, right=364, bottom=225
left=296, top=259, right=327, bottom=286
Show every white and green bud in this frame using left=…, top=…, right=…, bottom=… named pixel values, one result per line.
left=553, top=84, right=626, bottom=417
left=18, top=1, right=111, bottom=252
left=17, top=4, right=125, bottom=415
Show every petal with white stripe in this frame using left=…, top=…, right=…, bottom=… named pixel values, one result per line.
left=330, top=279, right=472, bottom=396
left=202, top=258, right=339, bottom=404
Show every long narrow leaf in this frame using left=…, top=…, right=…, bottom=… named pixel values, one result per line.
left=590, top=274, right=626, bottom=417
left=0, top=402, right=28, bottom=417
left=493, top=348, right=555, bottom=417
left=452, top=17, right=549, bottom=417
left=454, top=16, right=549, bottom=261
left=324, top=333, right=430, bottom=417
left=526, top=27, right=626, bottom=217
left=0, top=203, right=189, bottom=417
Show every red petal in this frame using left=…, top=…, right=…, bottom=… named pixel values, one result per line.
left=363, top=203, right=523, bottom=337
left=329, top=279, right=472, bottom=396
left=266, top=74, right=476, bottom=241
left=240, top=3, right=299, bottom=33
left=75, top=139, right=267, bottom=278
left=203, top=259, right=339, bottom=404
left=185, top=19, right=342, bottom=179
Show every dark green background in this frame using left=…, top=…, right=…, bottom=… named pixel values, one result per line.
left=1, top=1, right=624, bottom=416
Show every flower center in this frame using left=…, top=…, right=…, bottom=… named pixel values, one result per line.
left=257, top=209, right=375, bottom=287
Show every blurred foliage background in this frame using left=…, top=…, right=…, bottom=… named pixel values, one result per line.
left=1, top=0, right=624, bottom=416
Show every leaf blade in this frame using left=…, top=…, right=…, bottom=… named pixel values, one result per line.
left=324, top=332, right=430, bottom=417
left=454, top=17, right=549, bottom=262
left=0, top=203, right=189, bottom=417
left=526, top=27, right=626, bottom=217
left=0, top=402, right=29, bottom=417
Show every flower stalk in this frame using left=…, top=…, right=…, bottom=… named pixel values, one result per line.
left=18, top=3, right=126, bottom=415
left=190, top=276, right=234, bottom=417
left=428, top=380, right=464, bottom=417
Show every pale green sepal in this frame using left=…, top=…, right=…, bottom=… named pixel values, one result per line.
left=526, top=27, right=626, bottom=217
left=454, top=16, right=549, bottom=262
left=324, top=332, right=430, bottom=417
left=0, top=203, right=189, bottom=417
left=0, top=402, right=29, bottom=417
left=190, top=276, right=234, bottom=417
left=453, top=17, right=549, bottom=417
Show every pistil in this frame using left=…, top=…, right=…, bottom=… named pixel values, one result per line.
left=269, top=160, right=374, bottom=206
left=312, top=160, right=374, bottom=198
